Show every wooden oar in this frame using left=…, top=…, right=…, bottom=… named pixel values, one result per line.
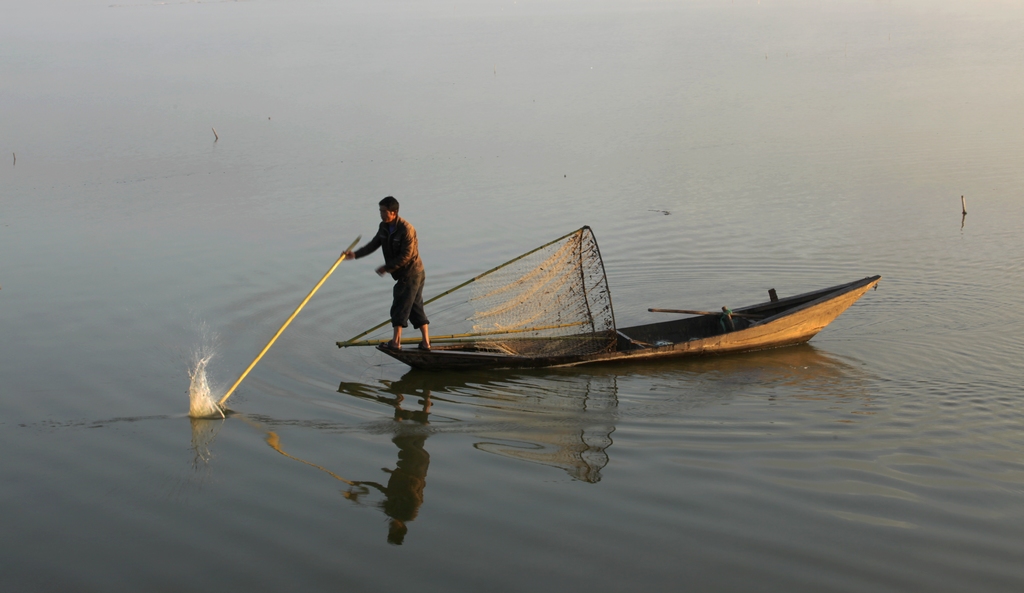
left=648, top=308, right=763, bottom=319
left=218, top=236, right=360, bottom=408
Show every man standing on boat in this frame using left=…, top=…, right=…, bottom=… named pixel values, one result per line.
left=344, top=196, right=430, bottom=351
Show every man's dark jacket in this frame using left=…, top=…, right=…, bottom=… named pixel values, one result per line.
left=353, top=217, right=424, bottom=280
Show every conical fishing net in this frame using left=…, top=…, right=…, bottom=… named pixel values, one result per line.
left=341, top=227, right=617, bottom=358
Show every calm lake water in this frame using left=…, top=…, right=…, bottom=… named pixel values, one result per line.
left=3, top=1, right=1024, bottom=591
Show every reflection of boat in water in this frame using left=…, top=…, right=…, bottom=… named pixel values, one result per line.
left=341, top=344, right=874, bottom=481
left=342, top=370, right=618, bottom=484
left=188, top=343, right=871, bottom=544
left=625, top=341, right=871, bottom=387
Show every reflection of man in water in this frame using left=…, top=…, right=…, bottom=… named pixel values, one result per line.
left=346, top=393, right=431, bottom=545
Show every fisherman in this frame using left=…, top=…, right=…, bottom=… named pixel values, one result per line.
left=344, top=196, right=430, bottom=350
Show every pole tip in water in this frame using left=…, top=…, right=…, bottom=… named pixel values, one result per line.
left=189, top=404, right=230, bottom=420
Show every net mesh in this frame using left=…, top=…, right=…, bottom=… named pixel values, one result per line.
left=460, top=227, right=615, bottom=357
left=343, top=227, right=617, bottom=358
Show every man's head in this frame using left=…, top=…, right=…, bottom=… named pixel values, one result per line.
left=379, top=196, right=399, bottom=223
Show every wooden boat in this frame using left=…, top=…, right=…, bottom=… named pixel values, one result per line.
left=371, top=275, right=881, bottom=370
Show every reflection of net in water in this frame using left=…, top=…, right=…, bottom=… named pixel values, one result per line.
left=472, top=375, right=617, bottom=483
left=447, top=227, right=616, bottom=357
left=475, top=427, right=614, bottom=483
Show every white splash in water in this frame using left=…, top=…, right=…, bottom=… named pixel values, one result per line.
left=189, top=353, right=224, bottom=418
left=187, top=321, right=225, bottom=419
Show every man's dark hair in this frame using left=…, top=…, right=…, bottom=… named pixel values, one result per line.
left=379, top=196, right=400, bottom=213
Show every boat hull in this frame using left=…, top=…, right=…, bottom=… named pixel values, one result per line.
left=362, top=275, right=881, bottom=371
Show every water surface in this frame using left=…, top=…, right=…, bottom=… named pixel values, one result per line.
left=3, top=1, right=1024, bottom=591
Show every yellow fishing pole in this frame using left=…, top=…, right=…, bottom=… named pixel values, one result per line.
left=217, top=236, right=360, bottom=409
